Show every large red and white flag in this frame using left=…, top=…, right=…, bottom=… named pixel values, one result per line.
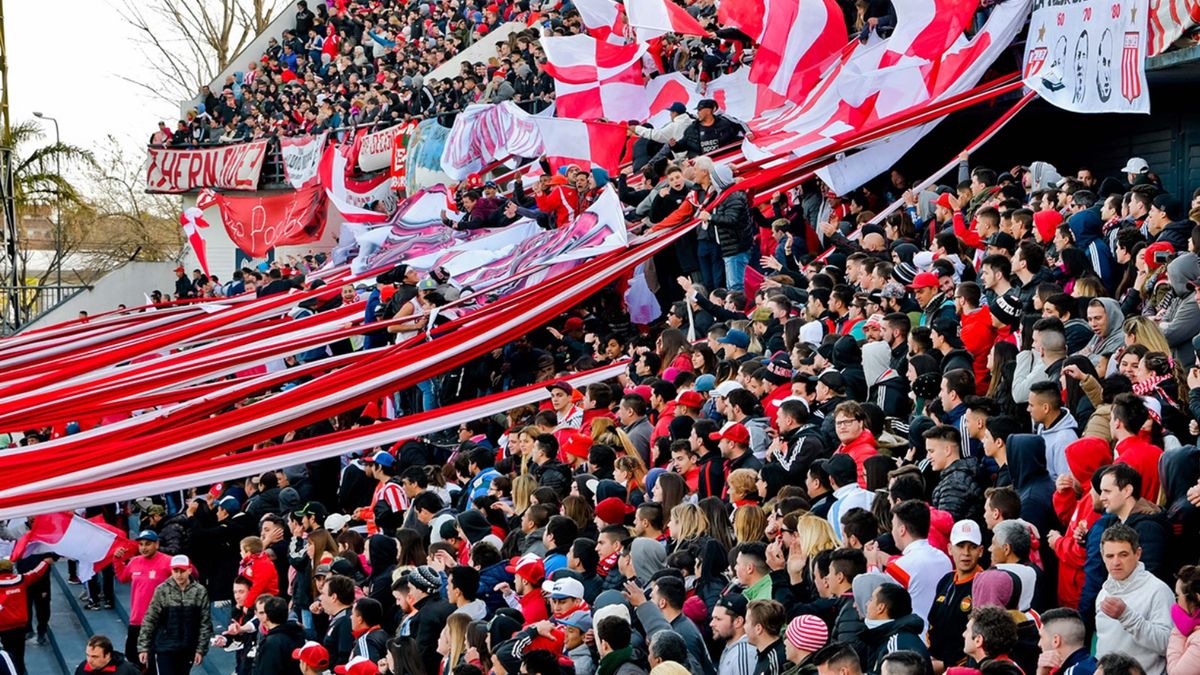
left=318, top=144, right=394, bottom=223
left=12, top=513, right=134, bottom=582
left=531, top=117, right=629, bottom=174
left=718, top=0, right=848, bottom=102
left=625, top=0, right=709, bottom=42
left=540, top=34, right=646, bottom=85
left=574, top=0, right=627, bottom=44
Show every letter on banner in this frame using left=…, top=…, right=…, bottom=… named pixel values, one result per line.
left=143, top=140, right=270, bottom=193
left=1023, top=0, right=1150, bottom=114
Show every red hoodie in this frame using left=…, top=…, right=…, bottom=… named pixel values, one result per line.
left=1115, top=434, right=1163, bottom=503
left=1052, top=438, right=1111, bottom=608
left=238, top=551, right=280, bottom=610
left=960, top=305, right=998, bottom=394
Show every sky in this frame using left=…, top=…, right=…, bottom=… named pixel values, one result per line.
left=7, top=2, right=187, bottom=164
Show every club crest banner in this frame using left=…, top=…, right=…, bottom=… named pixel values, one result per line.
left=1023, top=0, right=1150, bottom=113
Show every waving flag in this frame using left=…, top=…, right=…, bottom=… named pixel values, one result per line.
left=180, top=207, right=212, bottom=278
left=718, top=0, right=848, bottom=102
left=13, top=513, right=134, bottom=582
left=532, top=117, right=629, bottom=174
left=574, top=0, right=626, bottom=44
left=540, top=34, right=646, bottom=85
left=625, top=0, right=709, bottom=42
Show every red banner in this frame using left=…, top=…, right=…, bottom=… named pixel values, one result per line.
left=205, top=185, right=327, bottom=257
left=144, top=140, right=269, bottom=193
left=390, top=122, right=417, bottom=193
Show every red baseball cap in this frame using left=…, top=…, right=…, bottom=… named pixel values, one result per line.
left=547, top=380, right=574, bottom=395
left=933, top=193, right=955, bottom=211
left=596, top=496, right=635, bottom=524
left=564, top=316, right=585, bottom=332
left=908, top=272, right=939, bottom=290
left=506, top=553, right=546, bottom=584
left=562, top=431, right=592, bottom=459
left=709, top=422, right=751, bottom=445
left=334, top=656, right=379, bottom=675
left=675, top=390, right=704, bottom=409
left=292, top=641, right=330, bottom=670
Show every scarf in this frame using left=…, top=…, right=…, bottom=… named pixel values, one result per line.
left=597, top=551, right=620, bottom=577
left=351, top=624, right=380, bottom=639
left=597, top=646, right=634, bottom=675
left=1172, top=604, right=1200, bottom=636
left=1133, top=374, right=1180, bottom=407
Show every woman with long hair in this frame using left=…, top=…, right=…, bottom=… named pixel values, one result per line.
left=306, top=528, right=337, bottom=597
left=466, top=620, right=492, bottom=673
left=561, top=494, right=598, bottom=541
left=383, top=636, right=425, bottom=675
left=510, top=425, right=540, bottom=475
left=657, top=328, right=693, bottom=374
left=699, top=496, right=736, bottom=551
left=1059, top=355, right=1100, bottom=425
left=592, top=417, right=640, bottom=460
left=395, top=528, right=427, bottom=571
left=614, top=456, right=647, bottom=505
left=436, top=613, right=472, bottom=675
left=652, top=471, right=689, bottom=515
left=733, top=504, right=767, bottom=544
left=690, top=344, right=718, bottom=375
left=793, top=515, right=839, bottom=565
left=1136, top=351, right=1190, bottom=440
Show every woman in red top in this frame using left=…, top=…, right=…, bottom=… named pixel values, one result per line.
left=658, top=328, right=694, bottom=375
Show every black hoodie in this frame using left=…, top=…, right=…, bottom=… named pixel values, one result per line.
left=252, top=622, right=306, bottom=675
left=367, top=535, right=399, bottom=632
left=1162, top=446, right=1200, bottom=573
left=1006, top=435, right=1056, bottom=536
left=862, top=614, right=932, bottom=674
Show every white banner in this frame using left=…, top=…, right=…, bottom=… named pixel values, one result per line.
left=358, top=124, right=407, bottom=173
left=279, top=132, right=327, bottom=188
left=144, top=140, right=269, bottom=193
left=1023, top=0, right=1150, bottom=113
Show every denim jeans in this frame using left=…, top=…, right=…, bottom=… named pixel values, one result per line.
left=697, top=239, right=725, bottom=290
left=417, top=378, right=439, bottom=412
left=723, top=251, right=752, bottom=292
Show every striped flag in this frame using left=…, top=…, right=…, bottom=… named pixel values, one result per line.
left=12, top=512, right=134, bottom=582
left=625, top=0, right=709, bottom=42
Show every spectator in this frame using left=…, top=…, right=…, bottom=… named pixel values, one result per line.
left=74, top=635, right=140, bottom=675
left=1095, top=524, right=1173, bottom=675
left=137, top=555, right=213, bottom=675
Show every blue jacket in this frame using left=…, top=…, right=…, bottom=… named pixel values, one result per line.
left=1059, top=648, right=1097, bottom=675
left=477, top=561, right=513, bottom=614
left=1068, top=209, right=1115, bottom=290
left=1080, top=513, right=1116, bottom=626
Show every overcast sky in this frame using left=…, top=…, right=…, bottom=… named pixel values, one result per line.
left=7, top=2, right=181, bottom=161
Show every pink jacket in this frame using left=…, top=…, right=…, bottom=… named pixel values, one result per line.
left=114, top=552, right=172, bottom=625
left=1168, top=627, right=1200, bottom=675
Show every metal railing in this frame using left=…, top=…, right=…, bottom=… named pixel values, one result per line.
left=0, top=283, right=93, bottom=335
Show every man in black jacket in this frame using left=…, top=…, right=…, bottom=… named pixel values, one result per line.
left=697, top=161, right=753, bottom=292
left=397, top=566, right=455, bottom=675
left=251, top=596, right=305, bottom=675
left=319, top=575, right=356, bottom=668
left=75, top=635, right=140, bottom=675
left=664, top=99, right=743, bottom=158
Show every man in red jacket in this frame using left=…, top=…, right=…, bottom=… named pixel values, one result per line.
left=0, top=556, right=53, bottom=675
left=955, top=282, right=997, bottom=395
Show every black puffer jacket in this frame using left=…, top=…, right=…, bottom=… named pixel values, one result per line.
left=709, top=190, right=753, bottom=257
left=930, top=456, right=985, bottom=522
left=251, top=622, right=305, bottom=675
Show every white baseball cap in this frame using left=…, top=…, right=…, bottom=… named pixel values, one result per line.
left=1121, top=157, right=1149, bottom=174
left=950, top=520, right=982, bottom=546
left=170, top=554, right=191, bottom=569
left=541, top=577, right=585, bottom=599
left=325, top=513, right=352, bottom=532
left=713, top=381, right=744, bottom=398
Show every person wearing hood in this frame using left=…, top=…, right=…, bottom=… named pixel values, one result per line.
left=629, top=538, right=667, bottom=586
left=1028, top=381, right=1079, bottom=480
left=859, top=582, right=932, bottom=674
left=1149, top=194, right=1191, bottom=252
left=1049, top=437, right=1112, bottom=609
left=1005, top=434, right=1057, bottom=536
left=1080, top=297, right=1125, bottom=374
left=365, top=534, right=398, bottom=632
left=970, top=569, right=1042, bottom=675
left=1027, top=161, right=1062, bottom=193
left=862, top=340, right=910, bottom=418
left=697, top=160, right=754, bottom=292
left=1094, top=523, right=1174, bottom=675
left=953, top=283, right=998, bottom=394
left=1160, top=252, right=1200, bottom=364
left=925, top=425, right=986, bottom=522
left=832, top=335, right=868, bottom=403
left=1066, top=198, right=1116, bottom=289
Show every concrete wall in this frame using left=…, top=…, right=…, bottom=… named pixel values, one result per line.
left=22, top=262, right=179, bottom=331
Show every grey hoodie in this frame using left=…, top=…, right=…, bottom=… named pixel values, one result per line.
left=1162, top=253, right=1200, bottom=364
left=1036, top=409, right=1079, bottom=480
left=1028, top=161, right=1062, bottom=192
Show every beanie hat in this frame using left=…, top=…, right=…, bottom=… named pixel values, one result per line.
left=913, top=372, right=941, bottom=400
left=1144, top=241, right=1175, bottom=270
left=405, top=565, right=442, bottom=594
left=891, top=262, right=918, bottom=286
left=456, top=510, right=492, bottom=544
left=596, top=496, right=633, bottom=524
left=785, top=615, right=829, bottom=653
left=991, top=292, right=1022, bottom=328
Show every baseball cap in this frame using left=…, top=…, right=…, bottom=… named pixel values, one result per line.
left=1120, top=157, right=1149, bottom=174
left=296, top=501, right=329, bottom=520
left=324, top=513, right=352, bottom=532
left=362, top=451, right=395, bottom=468
left=170, top=555, right=191, bottom=570
left=714, top=593, right=748, bottom=617
left=930, top=318, right=964, bottom=348
left=135, top=530, right=159, bottom=542
left=555, top=608, right=593, bottom=632
left=933, top=193, right=955, bottom=211
left=216, top=496, right=240, bottom=514
left=506, top=553, right=546, bottom=584
left=595, top=496, right=635, bottom=524
left=697, top=98, right=718, bottom=110
left=334, top=656, right=380, bottom=675
left=675, top=390, right=704, bottom=409
left=985, top=232, right=1017, bottom=253
left=1153, top=194, right=1184, bottom=222
left=546, top=380, right=574, bottom=395
left=713, top=380, right=744, bottom=398
left=417, top=278, right=438, bottom=291
left=950, top=519, right=983, bottom=546
left=293, top=641, right=331, bottom=669
left=542, top=577, right=585, bottom=599
left=564, top=316, right=585, bottom=332
left=908, top=272, right=939, bottom=290
left=667, top=101, right=687, bottom=114
left=709, top=422, right=751, bottom=445
left=817, top=371, right=846, bottom=394
left=695, top=374, right=717, bottom=393
left=717, top=329, right=750, bottom=349
left=562, top=431, right=593, bottom=459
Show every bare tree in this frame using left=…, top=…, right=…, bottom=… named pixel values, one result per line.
left=119, top=0, right=284, bottom=106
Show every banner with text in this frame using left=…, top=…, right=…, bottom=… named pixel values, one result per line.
left=144, top=140, right=269, bottom=193
left=201, top=185, right=327, bottom=257
left=358, top=124, right=408, bottom=173
left=1023, top=0, right=1150, bottom=113
left=279, top=133, right=328, bottom=189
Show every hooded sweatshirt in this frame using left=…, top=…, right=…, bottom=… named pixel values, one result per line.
left=863, top=340, right=909, bottom=417
left=1053, top=438, right=1111, bottom=608
left=1096, top=562, right=1174, bottom=675
left=1035, top=409, right=1079, bottom=480
left=1162, top=253, right=1200, bottom=364
left=1081, top=297, right=1125, bottom=368
left=1007, top=434, right=1057, bottom=536
left=1028, top=161, right=1062, bottom=192
left=1067, top=210, right=1115, bottom=289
